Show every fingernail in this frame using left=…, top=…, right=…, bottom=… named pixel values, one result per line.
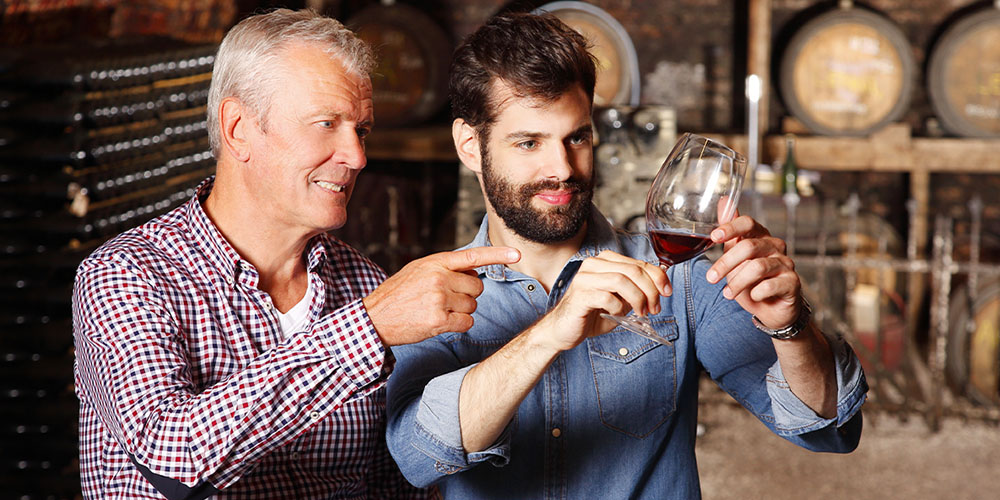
left=722, top=286, right=732, bottom=299
left=706, top=269, right=718, bottom=283
left=711, top=229, right=724, bottom=241
left=507, top=249, right=520, bottom=261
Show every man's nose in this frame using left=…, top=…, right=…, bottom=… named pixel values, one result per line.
left=541, top=142, right=573, bottom=181
left=336, top=131, right=367, bottom=170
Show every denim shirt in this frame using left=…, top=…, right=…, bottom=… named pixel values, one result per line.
left=386, top=208, right=867, bottom=499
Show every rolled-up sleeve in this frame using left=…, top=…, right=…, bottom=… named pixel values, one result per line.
left=765, top=329, right=868, bottom=437
left=386, top=337, right=512, bottom=488
left=689, top=258, right=867, bottom=453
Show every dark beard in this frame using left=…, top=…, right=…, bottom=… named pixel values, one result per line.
left=480, top=148, right=594, bottom=244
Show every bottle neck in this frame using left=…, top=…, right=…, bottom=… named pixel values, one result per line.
left=782, top=138, right=798, bottom=195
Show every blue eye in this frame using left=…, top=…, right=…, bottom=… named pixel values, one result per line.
left=318, top=121, right=333, bottom=128
left=518, top=140, right=538, bottom=150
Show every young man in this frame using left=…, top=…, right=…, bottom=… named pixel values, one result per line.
left=385, top=13, right=867, bottom=499
left=72, top=9, right=517, bottom=499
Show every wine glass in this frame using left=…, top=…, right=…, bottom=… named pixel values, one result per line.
left=602, top=132, right=747, bottom=344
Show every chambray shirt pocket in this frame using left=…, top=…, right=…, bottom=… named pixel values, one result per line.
left=587, top=317, right=680, bottom=438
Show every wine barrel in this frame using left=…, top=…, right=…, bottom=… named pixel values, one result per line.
left=535, top=2, right=641, bottom=106
left=346, top=4, right=451, bottom=128
left=927, top=8, right=1000, bottom=138
left=779, top=7, right=914, bottom=136
left=947, top=278, right=1000, bottom=405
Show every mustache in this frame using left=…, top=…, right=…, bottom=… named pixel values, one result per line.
left=518, top=177, right=592, bottom=196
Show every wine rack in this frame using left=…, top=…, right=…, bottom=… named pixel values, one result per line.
left=0, top=38, right=217, bottom=499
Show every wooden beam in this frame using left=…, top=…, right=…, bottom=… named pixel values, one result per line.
left=747, top=0, right=772, bottom=135
left=913, top=138, right=1000, bottom=172
left=762, top=125, right=918, bottom=172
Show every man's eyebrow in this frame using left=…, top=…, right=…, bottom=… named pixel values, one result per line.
left=503, top=124, right=591, bottom=142
left=313, top=108, right=343, bottom=117
left=309, top=111, right=373, bottom=127
left=307, top=111, right=343, bottom=122
left=503, top=130, right=550, bottom=142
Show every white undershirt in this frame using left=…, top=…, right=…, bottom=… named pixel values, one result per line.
left=275, top=278, right=314, bottom=339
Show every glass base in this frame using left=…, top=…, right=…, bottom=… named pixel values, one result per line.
left=600, top=313, right=674, bottom=345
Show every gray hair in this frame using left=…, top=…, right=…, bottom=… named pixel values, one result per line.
left=206, top=8, right=375, bottom=158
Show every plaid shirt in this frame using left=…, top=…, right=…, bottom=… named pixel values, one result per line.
left=72, top=177, right=430, bottom=499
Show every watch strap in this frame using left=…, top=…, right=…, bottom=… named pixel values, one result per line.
left=752, top=298, right=812, bottom=340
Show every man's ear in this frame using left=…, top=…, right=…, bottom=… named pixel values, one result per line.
left=452, top=118, right=482, bottom=174
left=219, top=97, right=252, bottom=162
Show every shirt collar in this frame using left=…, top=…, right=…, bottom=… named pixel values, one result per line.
left=185, top=176, right=329, bottom=282
left=468, top=204, right=624, bottom=282
left=304, top=236, right=329, bottom=273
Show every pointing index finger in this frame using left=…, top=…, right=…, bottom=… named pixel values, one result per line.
left=439, top=246, right=521, bottom=272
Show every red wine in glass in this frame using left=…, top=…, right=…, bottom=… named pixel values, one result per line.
left=601, top=133, right=746, bottom=345
left=648, top=229, right=713, bottom=267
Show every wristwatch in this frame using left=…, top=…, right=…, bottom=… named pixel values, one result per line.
left=751, top=298, right=812, bottom=340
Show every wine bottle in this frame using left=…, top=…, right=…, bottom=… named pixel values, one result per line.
left=780, top=134, right=799, bottom=196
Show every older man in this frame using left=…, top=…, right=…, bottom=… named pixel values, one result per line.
left=386, top=13, right=867, bottom=499
left=72, top=9, right=517, bottom=499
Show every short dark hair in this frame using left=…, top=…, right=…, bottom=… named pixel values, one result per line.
left=449, top=12, right=596, bottom=141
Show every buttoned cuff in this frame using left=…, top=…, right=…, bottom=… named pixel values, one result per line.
left=412, top=365, right=512, bottom=471
left=318, top=298, right=391, bottom=393
left=766, top=331, right=868, bottom=436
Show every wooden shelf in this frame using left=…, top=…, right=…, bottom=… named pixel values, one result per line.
left=366, top=123, right=1000, bottom=175
left=708, top=125, right=1000, bottom=174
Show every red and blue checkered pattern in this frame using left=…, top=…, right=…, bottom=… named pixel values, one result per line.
left=72, top=177, right=429, bottom=499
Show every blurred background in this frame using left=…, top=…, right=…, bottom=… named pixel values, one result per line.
left=1, top=0, right=999, bottom=498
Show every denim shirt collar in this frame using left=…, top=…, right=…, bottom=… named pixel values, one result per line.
left=465, top=205, right=625, bottom=282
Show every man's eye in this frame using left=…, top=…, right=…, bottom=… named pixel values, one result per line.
left=318, top=121, right=333, bottom=128
left=569, top=134, right=591, bottom=146
left=517, top=140, right=538, bottom=150
left=356, top=127, right=371, bottom=139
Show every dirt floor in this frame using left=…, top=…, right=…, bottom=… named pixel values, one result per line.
left=694, top=386, right=1000, bottom=500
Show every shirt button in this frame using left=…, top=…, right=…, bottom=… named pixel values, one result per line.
left=291, top=452, right=300, bottom=460
left=557, top=280, right=563, bottom=288
left=309, top=411, right=322, bottom=421
left=551, top=428, right=561, bottom=438
left=526, top=284, right=535, bottom=292
left=225, top=276, right=234, bottom=285
left=619, top=347, right=629, bottom=356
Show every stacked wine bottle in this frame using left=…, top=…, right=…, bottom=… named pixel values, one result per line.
left=0, top=38, right=217, bottom=499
